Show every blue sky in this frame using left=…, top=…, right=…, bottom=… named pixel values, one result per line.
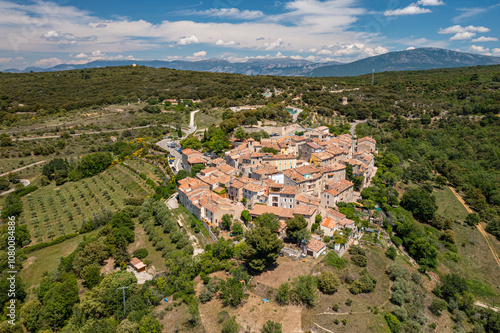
left=0, top=0, right=499, bottom=69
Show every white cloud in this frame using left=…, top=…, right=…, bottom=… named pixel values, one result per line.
left=466, top=45, right=499, bottom=55
left=74, top=53, right=88, bottom=58
left=263, top=38, right=284, bottom=50
left=450, top=32, right=476, bottom=41
left=215, top=39, right=237, bottom=46
left=91, top=50, right=105, bottom=57
left=41, top=30, right=97, bottom=43
left=406, top=46, right=416, bottom=50
left=0, top=0, right=386, bottom=65
left=34, top=57, right=65, bottom=68
left=316, top=43, right=388, bottom=61
left=194, top=8, right=264, bottom=20
left=453, top=7, right=488, bottom=23
left=177, top=35, right=199, bottom=45
left=384, top=4, right=432, bottom=16
left=471, top=36, right=498, bottom=42
left=193, top=50, right=207, bottom=58
left=438, top=25, right=490, bottom=34
left=417, top=0, right=444, bottom=5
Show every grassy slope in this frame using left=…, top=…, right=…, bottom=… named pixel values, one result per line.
left=433, top=187, right=500, bottom=303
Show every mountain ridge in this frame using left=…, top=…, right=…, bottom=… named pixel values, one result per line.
left=3, top=48, right=500, bottom=77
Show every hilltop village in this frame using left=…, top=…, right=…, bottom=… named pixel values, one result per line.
left=177, top=126, right=377, bottom=257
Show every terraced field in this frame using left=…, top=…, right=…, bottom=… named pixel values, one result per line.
left=22, top=164, right=153, bottom=243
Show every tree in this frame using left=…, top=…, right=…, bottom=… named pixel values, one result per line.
left=231, top=222, right=243, bottom=236
left=386, top=247, right=397, bottom=260
left=221, top=214, right=233, bottom=230
left=255, top=213, right=280, bottom=231
left=180, top=137, right=202, bottom=150
left=20, top=300, right=42, bottom=333
left=241, top=210, right=251, bottom=223
left=261, top=320, right=282, bottom=333
left=244, top=226, right=283, bottom=272
left=261, top=147, right=279, bottom=155
left=176, top=169, right=189, bottom=181
left=317, top=271, right=340, bottom=295
left=291, top=275, right=316, bottom=307
left=465, top=213, right=480, bottom=226
left=235, top=127, right=247, bottom=140
left=138, top=315, right=163, bottom=333
left=429, top=298, right=447, bottom=317
left=220, top=278, right=245, bottom=307
left=286, top=215, right=308, bottom=242
left=221, top=317, right=239, bottom=333
left=0, top=177, right=10, bottom=191
left=190, top=163, right=205, bottom=177
left=81, top=264, right=103, bottom=289
left=0, top=134, right=13, bottom=146
left=276, top=283, right=290, bottom=305
left=400, top=188, right=437, bottom=223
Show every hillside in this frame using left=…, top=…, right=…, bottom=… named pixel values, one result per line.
left=310, top=48, right=500, bottom=77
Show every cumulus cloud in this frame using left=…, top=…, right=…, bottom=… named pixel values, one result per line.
left=417, top=0, right=444, bottom=5
left=193, top=51, right=207, bottom=58
left=215, top=39, right=238, bottom=46
left=263, top=38, right=284, bottom=50
left=177, top=35, right=199, bottom=45
left=194, top=8, right=264, bottom=20
left=41, top=30, right=97, bottom=43
left=316, top=43, right=388, bottom=60
left=471, top=36, right=498, bottom=42
left=406, top=46, right=416, bottom=50
left=438, top=25, right=490, bottom=34
left=468, top=45, right=491, bottom=55
left=384, top=4, right=432, bottom=16
left=450, top=32, right=476, bottom=40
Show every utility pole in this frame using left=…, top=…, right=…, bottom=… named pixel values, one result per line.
left=371, top=69, right=375, bottom=86
left=117, top=286, right=130, bottom=317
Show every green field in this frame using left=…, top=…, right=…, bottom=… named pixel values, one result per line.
left=125, top=158, right=163, bottom=185
left=20, top=233, right=94, bottom=289
left=22, top=164, right=153, bottom=243
left=433, top=186, right=469, bottom=221
left=195, top=108, right=225, bottom=129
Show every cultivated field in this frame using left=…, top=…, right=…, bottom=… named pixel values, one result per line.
left=22, top=164, right=152, bottom=243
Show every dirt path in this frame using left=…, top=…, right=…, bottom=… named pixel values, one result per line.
left=0, top=160, right=46, bottom=177
left=448, top=186, right=500, bottom=269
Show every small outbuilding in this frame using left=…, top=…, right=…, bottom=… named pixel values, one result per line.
left=130, top=257, right=146, bottom=272
left=303, top=238, right=327, bottom=259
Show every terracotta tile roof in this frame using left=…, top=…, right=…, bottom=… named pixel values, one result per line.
left=280, top=208, right=295, bottom=219
left=321, top=217, right=338, bottom=229
left=249, top=205, right=282, bottom=216
left=307, top=142, right=321, bottom=149
left=325, top=179, right=354, bottom=196
left=188, top=156, right=207, bottom=165
left=182, top=148, right=202, bottom=156
left=293, top=204, right=317, bottom=216
left=296, top=193, right=321, bottom=206
left=281, top=186, right=297, bottom=195
left=243, top=183, right=266, bottom=193
left=295, top=165, right=320, bottom=175
left=312, top=152, right=334, bottom=161
left=358, top=136, right=376, bottom=144
left=219, top=164, right=238, bottom=175
left=305, top=238, right=326, bottom=253
left=229, top=179, right=246, bottom=189
left=253, top=167, right=278, bottom=175
left=326, top=209, right=346, bottom=221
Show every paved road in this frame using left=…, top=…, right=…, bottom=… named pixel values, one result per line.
left=156, top=139, right=182, bottom=173
left=187, top=110, right=200, bottom=136
left=0, top=160, right=46, bottom=177
left=349, top=119, right=368, bottom=136
left=0, top=179, right=30, bottom=196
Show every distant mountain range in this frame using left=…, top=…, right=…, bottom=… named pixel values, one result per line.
left=4, top=48, right=500, bottom=77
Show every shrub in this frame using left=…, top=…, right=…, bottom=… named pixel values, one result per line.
left=351, top=254, right=367, bottom=267
left=133, top=248, right=148, bottom=260
left=386, top=247, right=397, bottom=260
left=317, top=271, right=340, bottom=295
